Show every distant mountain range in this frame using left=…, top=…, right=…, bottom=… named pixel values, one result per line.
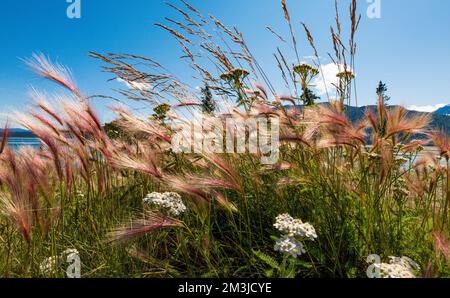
left=287, top=103, right=450, bottom=134
left=1, top=104, right=449, bottom=138
left=0, top=128, right=37, bottom=138
left=349, top=104, right=450, bottom=134
left=434, top=104, right=450, bottom=116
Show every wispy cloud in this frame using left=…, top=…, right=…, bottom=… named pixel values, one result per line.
left=117, top=78, right=152, bottom=91
left=408, top=103, right=446, bottom=113
left=312, top=63, right=352, bottom=97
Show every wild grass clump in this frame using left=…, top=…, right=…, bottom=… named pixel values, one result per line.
left=1, top=0, right=450, bottom=278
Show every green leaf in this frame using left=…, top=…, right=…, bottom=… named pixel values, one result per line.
left=264, top=269, right=274, bottom=278
left=252, top=250, right=280, bottom=270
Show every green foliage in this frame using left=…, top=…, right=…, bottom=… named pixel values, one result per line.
left=300, top=88, right=319, bottom=106
left=104, top=118, right=127, bottom=140
left=152, top=103, right=171, bottom=123
left=293, top=63, right=320, bottom=106
left=253, top=250, right=280, bottom=271
left=220, top=68, right=251, bottom=111
left=376, top=81, right=391, bottom=104
left=252, top=250, right=300, bottom=278
left=201, top=85, right=217, bottom=114
left=2, top=0, right=450, bottom=280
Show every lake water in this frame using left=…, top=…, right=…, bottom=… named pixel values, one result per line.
left=7, top=137, right=42, bottom=151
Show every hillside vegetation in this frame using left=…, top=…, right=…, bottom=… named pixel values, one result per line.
left=1, top=1, right=450, bottom=278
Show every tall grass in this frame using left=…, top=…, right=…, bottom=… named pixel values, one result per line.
left=0, top=0, right=450, bottom=278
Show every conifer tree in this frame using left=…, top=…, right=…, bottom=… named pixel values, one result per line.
left=376, top=81, right=391, bottom=104
left=201, top=85, right=217, bottom=114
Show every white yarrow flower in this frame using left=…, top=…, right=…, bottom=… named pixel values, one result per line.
left=273, top=213, right=317, bottom=258
left=373, top=256, right=420, bottom=278
left=39, top=256, right=58, bottom=275
left=62, top=249, right=80, bottom=258
left=273, top=213, right=295, bottom=234
left=274, top=235, right=306, bottom=258
left=39, top=248, right=79, bottom=275
left=274, top=213, right=317, bottom=240
left=299, top=222, right=318, bottom=241
left=144, top=192, right=186, bottom=216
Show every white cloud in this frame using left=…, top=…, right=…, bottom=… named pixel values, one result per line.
left=311, top=63, right=353, bottom=97
left=117, top=78, right=152, bottom=91
left=407, top=103, right=446, bottom=113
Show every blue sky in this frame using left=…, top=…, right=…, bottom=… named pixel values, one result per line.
left=1, top=0, right=450, bottom=124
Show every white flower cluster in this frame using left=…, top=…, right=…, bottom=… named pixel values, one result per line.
left=274, top=214, right=317, bottom=240
left=273, top=214, right=317, bottom=258
left=39, top=256, right=59, bottom=275
left=144, top=192, right=186, bottom=216
left=374, top=256, right=420, bottom=278
left=39, top=248, right=80, bottom=275
left=62, top=249, right=80, bottom=258
left=274, top=235, right=306, bottom=258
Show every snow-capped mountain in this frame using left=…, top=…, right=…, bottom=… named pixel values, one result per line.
left=434, top=104, right=450, bottom=116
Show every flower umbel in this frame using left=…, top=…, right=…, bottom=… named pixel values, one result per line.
left=274, top=235, right=306, bottom=258
left=274, top=213, right=318, bottom=240
left=144, top=192, right=187, bottom=216
left=273, top=214, right=317, bottom=258
left=39, top=256, right=59, bottom=275
left=62, top=249, right=80, bottom=258
left=373, top=256, right=420, bottom=278
left=39, top=248, right=80, bottom=276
